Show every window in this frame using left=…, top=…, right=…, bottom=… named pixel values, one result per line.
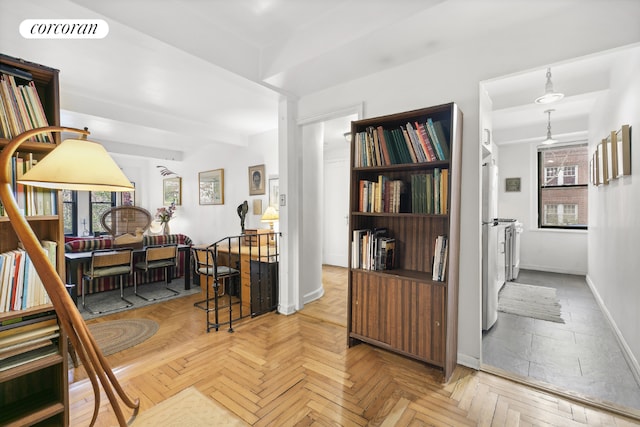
left=62, top=190, right=77, bottom=236
left=544, top=203, right=577, bottom=225
left=90, top=191, right=115, bottom=234
left=538, top=144, right=588, bottom=229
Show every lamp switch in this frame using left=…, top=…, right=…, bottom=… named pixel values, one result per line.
left=279, top=194, right=286, bottom=206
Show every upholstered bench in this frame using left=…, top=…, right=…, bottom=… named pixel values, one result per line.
left=65, top=233, right=193, bottom=296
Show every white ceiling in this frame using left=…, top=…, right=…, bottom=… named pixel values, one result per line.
left=1, top=0, right=639, bottom=158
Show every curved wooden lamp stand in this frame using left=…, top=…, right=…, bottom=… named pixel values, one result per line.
left=0, top=127, right=139, bottom=426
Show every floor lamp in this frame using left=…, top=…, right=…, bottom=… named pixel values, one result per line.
left=0, top=126, right=139, bottom=426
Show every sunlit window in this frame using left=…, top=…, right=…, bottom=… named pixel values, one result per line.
left=538, top=144, right=588, bottom=229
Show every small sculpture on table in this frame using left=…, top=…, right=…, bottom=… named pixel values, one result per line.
left=237, top=200, right=248, bottom=234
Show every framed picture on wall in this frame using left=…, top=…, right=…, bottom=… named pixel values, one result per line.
left=268, top=176, right=279, bottom=211
left=120, top=181, right=135, bottom=206
left=248, top=164, right=265, bottom=195
left=199, top=168, right=224, bottom=205
left=616, top=124, right=632, bottom=177
left=253, top=199, right=262, bottom=215
left=163, top=177, right=182, bottom=205
left=505, top=177, right=520, bottom=192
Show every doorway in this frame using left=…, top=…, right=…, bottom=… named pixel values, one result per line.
left=298, top=106, right=361, bottom=306
left=479, top=54, right=640, bottom=416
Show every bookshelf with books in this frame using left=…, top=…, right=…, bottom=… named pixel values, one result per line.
left=0, top=53, right=68, bottom=426
left=347, top=103, right=462, bottom=382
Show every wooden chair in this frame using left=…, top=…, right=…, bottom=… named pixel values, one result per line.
left=82, top=248, right=134, bottom=314
left=192, top=244, right=240, bottom=332
left=133, top=244, right=179, bottom=301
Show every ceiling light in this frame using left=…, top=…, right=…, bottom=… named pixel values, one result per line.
left=535, top=68, right=564, bottom=104
left=542, top=109, right=558, bottom=145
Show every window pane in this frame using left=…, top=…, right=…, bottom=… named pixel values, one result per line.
left=63, top=202, right=74, bottom=234
left=540, top=145, right=589, bottom=186
left=91, top=191, right=112, bottom=202
left=541, top=187, right=588, bottom=226
left=539, top=144, right=588, bottom=229
left=90, top=191, right=115, bottom=233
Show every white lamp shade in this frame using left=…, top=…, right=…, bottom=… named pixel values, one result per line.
left=18, top=138, right=134, bottom=191
left=261, top=206, right=279, bottom=222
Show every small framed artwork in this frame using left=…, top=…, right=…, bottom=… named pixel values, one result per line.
left=120, top=181, right=135, bottom=206
left=163, top=177, right=182, bottom=205
left=616, top=124, right=631, bottom=177
left=593, top=151, right=600, bottom=186
left=248, top=164, right=265, bottom=195
left=505, top=177, right=521, bottom=192
left=199, top=169, right=224, bottom=205
left=268, top=175, right=279, bottom=210
left=607, top=131, right=618, bottom=180
left=597, top=141, right=608, bottom=185
left=253, top=199, right=262, bottom=215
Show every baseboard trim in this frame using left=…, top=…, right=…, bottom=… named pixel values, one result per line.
left=457, top=353, right=480, bottom=370
left=585, top=274, right=640, bottom=387
left=518, top=264, right=586, bottom=276
left=303, top=286, right=325, bottom=305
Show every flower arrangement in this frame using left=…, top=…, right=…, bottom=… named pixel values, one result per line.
left=156, top=202, right=176, bottom=224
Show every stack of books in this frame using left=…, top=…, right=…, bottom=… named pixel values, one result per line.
left=0, top=71, right=52, bottom=142
left=358, top=175, right=406, bottom=213
left=432, top=235, right=448, bottom=282
left=352, top=229, right=395, bottom=271
left=0, top=241, right=55, bottom=311
left=410, top=168, right=448, bottom=214
left=353, top=118, right=450, bottom=167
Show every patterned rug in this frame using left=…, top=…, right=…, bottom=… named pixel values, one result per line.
left=79, top=278, right=200, bottom=320
left=133, top=387, right=247, bottom=426
left=498, top=282, right=564, bottom=323
left=87, top=319, right=159, bottom=357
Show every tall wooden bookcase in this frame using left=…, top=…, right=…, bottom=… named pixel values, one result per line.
left=347, top=103, right=462, bottom=382
left=0, top=53, right=69, bottom=426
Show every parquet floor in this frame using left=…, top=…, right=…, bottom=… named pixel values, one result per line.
left=68, top=266, right=640, bottom=426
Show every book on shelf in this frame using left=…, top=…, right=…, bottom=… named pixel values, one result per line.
left=353, top=118, right=450, bottom=167
left=432, top=235, right=448, bottom=282
left=351, top=228, right=395, bottom=271
left=359, top=176, right=406, bottom=213
left=0, top=340, right=59, bottom=372
left=9, top=154, right=56, bottom=216
left=0, top=245, right=53, bottom=312
left=410, top=168, right=448, bottom=214
left=0, top=73, right=52, bottom=142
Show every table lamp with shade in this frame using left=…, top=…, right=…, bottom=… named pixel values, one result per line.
left=0, top=126, right=139, bottom=426
left=260, top=206, right=279, bottom=244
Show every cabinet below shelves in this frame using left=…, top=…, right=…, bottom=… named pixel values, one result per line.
left=349, top=269, right=446, bottom=366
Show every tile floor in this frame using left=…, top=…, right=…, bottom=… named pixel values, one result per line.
left=482, top=269, right=640, bottom=410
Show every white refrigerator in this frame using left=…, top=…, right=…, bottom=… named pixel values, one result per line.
left=482, top=157, right=506, bottom=330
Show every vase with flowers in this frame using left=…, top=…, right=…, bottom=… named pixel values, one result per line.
left=156, top=202, right=176, bottom=235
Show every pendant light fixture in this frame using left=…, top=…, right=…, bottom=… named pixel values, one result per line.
left=535, top=68, right=564, bottom=104
left=542, top=109, right=558, bottom=145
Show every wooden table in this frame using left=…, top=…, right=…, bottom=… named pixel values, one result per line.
left=64, top=244, right=192, bottom=304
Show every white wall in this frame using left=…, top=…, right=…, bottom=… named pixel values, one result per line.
left=497, top=143, right=588, bottom=275
left=296, top=31, right=640, bottom=367
left=120, top=129, right=279, bottom=246
left=588, top=47, right=640, bottom=367
left=300, top=122, right=324, bottom=304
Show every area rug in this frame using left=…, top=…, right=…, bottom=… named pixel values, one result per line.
left=79, top=278, right=200, bottom=320
left=132, top=386, right=247, bottom=426
left=87, top=319, right=159, bottom=357
left=498, top=282, right=564, bottom=323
